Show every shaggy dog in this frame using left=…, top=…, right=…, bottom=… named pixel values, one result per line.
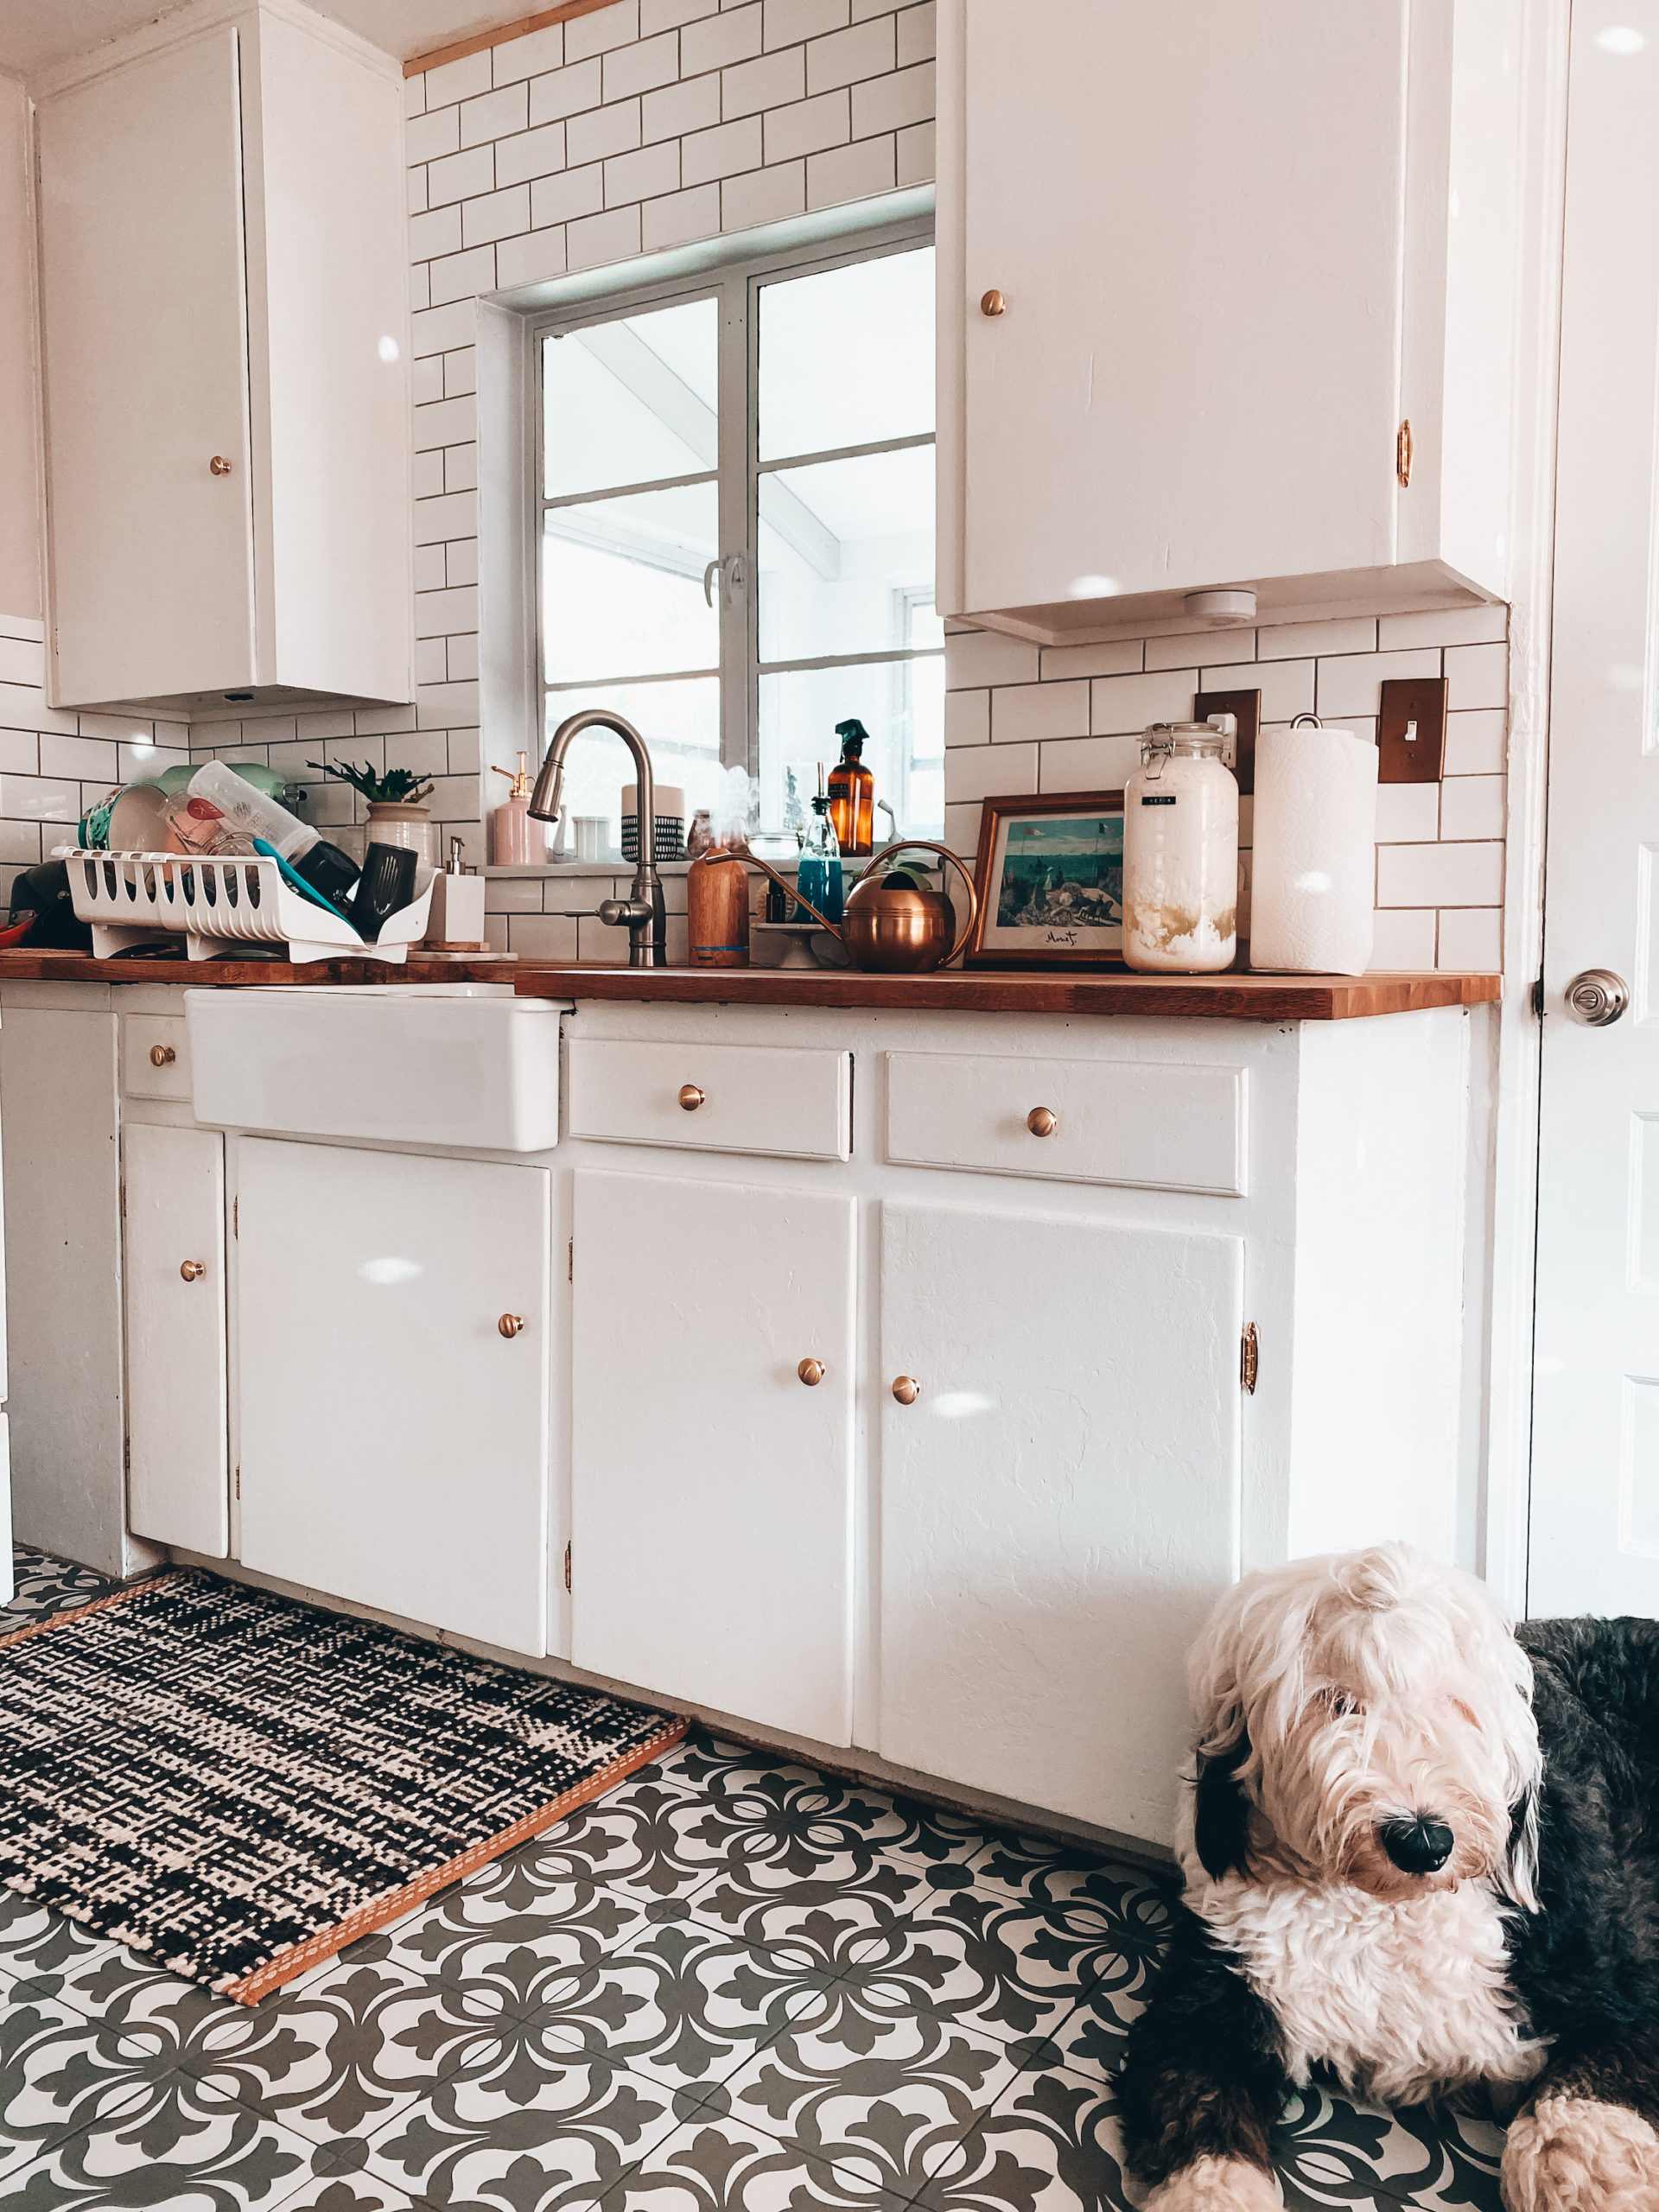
left=1119, top=1543, right=1659, bottom=2211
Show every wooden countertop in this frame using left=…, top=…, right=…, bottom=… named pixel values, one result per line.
left=510, top=966, right=1503, bottom=1021
left=0, top=950, right=518, bottom=987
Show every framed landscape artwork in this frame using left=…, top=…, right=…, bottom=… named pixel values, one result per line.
left=965, top=791, right=1127, bottom=969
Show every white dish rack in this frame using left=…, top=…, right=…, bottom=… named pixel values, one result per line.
left=55, top=849, right=434, bottom=964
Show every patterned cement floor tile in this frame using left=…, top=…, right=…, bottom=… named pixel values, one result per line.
left=0, top=1551, right=117, bottom=1632
left=3, top=2069, right=313, bottom=2209
left=270, top=2169, right=420, bottom=2212
left=912, top=2057, right=1129, bottom=2212
left=0, top=1896, right=119, bottom=1993
left=594, top=2109, right=918, bottom=2212
left=1273, top=2083, right=1503, bottom=2212
left=0, top=1987, right=172, bottom=2182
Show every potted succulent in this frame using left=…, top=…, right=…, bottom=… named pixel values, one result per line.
left=308, top=760, right=437, bottom=865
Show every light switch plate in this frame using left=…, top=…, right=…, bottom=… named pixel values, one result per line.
left=1377, top=676, right=1448, bottom=784
left=1195, top=688, right=1261, bottom=796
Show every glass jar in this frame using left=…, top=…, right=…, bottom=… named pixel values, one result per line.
left=1122, top=721, right=1239, bottom=972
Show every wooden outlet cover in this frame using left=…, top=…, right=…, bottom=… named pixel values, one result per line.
left=1377, top=676, right=1448, bottom=784
left=1195, top=688, right=1261, bottom=795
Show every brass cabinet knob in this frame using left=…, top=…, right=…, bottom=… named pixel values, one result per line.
left=892, top=1375, right=920, bottom=1406
left=981, top=289, right=1007, bottom=316
left=180, top=1260, right=206, bottom=1281
left=1027, top=1107, right=1058, bottom=1137
left=149, top=1043, right=176, bottom=1067
left=798, top=1357, right=825, bottom=1387
left=678, top=1084, right=705, bottom=1111
left=209, top=454, right=233, bottom=475
left=499, top=1313, right=524, bottom=1338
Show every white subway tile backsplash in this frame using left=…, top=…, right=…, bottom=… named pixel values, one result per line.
left=643, top=0, right=721, bottom=30
left=807, top=15, right=896, bottom=91
left=682, top=5, right=763, bottom=73
left=807, top=132, right=894, bottom=207
left=944, top=632, right=1039, bottom=688
left=1436, top=906, right=1503, bottom=969
left=642, top=183, right=721, bottom=249
left=763, top=87, right=849, bottom=160
left=1256, top=615, right=1376, bottom=660
left=944, top=690, right=988, bottom=747
left=510, top=912, right=582, bottom=960
left=603, top=28, right=682, bottom=100
left=411, top=356, right=444, bottom=407
left=944, top=741, right=1036, bottom=802
left=895, top=118, right=933, bottom=184
left=461, top=81, right=529, bottom=149
left=1376, top=840, right=1503, bottom=909
left=443, top=347, right=477, bottom=397
left=41, top=732, right=118, bottom=783
left=1377, top=604, right=1507, bottom=651
left=1037, top=639, right=1143, bottom=681
left=851, top=58, right=932, bottom=134
left=566, top=0, right=642, bottom=60
left=568, top=96, right=643, bottom=166
left=1314, top=647, right=1441, bottom=721
left=498, top=225, right=569, bottom=289
left=0, top=775, right=79, bottom=823
left=1373, top=781, right=1441, bottom=842
left=897, top=1, right=936, bottom=64
left=429, top=244, right=498, bottom=305
left=721, top=158, right=805, bottom=227
left=493, top=22, right=565, bottom=83
left=528, top=57, right=605, bottom=127
left=1445, top=640, right=1510, bottom=712
left=423, top=50, right=493, bottom=108
left=533, top=159, right=604, bottom=224
left=406, top=105, right=461, bottom=166
left=408, top=204, right=461, bottom=260
left=682, top=114, right=764, bottom=185
left=494, top=119, right=569, bottom=187
left=990, top=680, right=1087, bottom=745
left=1203, top=656, right=1313, bottom=721
left=414, top=393, right=478, bottom=451
left=569, top=201, right=645, bottom=266
left=1090, top=668, right=1198, bottom=734
left=643, top=73, right=722, bottom=142
left=723, top=45, right=806, bottom=117
left=410, top=299, right=476, bottom=358
left=1369, top=907, right=1438, bottom=970
left=0, top=729, right=36, bottom=775
left=462, top=184, right=531, bottom=248
left=0, top=638, right=42, bottom=686
left=1439, top=772, right=1506, bottom=842
left=1037, top=733, right=1141, bottom=791
left=1146, top=629, right=1249, bottom=671
left=0, top=819, right=43, bottom=865
left=1444, top=709, right=1507, bottom=777
left=414, top=489, right=478, bottom=543
left=766, top=0, right=849, bottom=46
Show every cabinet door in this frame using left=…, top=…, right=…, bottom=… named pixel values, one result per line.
left=955, top=0, right=1407, bottom=618
left=879, top=1201, right=1243, bottom=1841
left=235, top=1140, right=550, bottom=1654
left=571, top=1170, right=855, bottom=1744
left=38, top=27, right=256, bottom=704
left=124, top=1123, right=228, bottom=1556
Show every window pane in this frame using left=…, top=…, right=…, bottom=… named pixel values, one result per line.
left=759, top=657, right=944, bottom=841
left=544, top=678, right=721, bottom=851
left=758, top=249, right=935, bottom=461
left=543, top=484, right=720, bottom=684
left=758, top=445, right=937, bottom=665
left=543, top=297, right=719, bottom=499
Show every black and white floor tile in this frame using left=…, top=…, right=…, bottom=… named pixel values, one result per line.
left=0, top=1552, right=1508, bottom=2210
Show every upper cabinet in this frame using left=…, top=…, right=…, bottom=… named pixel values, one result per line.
left=937, top=0, right=1523, bottom=644
left=35, top=2, right=413, bottom=714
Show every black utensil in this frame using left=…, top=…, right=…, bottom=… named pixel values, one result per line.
left=348, top=842, right=418, bottom=940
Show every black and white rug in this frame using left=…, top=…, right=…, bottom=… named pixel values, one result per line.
left=0, top=1567, right=686, bottom=2004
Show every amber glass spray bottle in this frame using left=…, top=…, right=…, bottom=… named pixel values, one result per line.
left=827, top=719, right=874, bottom=856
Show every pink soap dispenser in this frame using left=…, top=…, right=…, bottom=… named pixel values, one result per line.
left=490, top=753, right=544, bottom=865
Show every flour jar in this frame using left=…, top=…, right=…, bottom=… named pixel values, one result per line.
left=1122, top=720, right=1240, bottom=971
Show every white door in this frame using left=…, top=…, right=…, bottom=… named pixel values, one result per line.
left=1530, top=1, right=1659, bottom=1618
left=955, top=0, right=1407, bottom=616
left=37, top=27, right=257, bottom=704
left=571, top=1169, right=856, bottom=1744
left=878, top=1201, right=1243, bottom=1842
left=235, top=1140, right=550, bottom=1653
left=124, top=1123, right=228, bottom=1555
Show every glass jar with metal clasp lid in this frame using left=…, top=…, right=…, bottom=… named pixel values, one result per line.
left=1121, top=715, right=1240, bottom=973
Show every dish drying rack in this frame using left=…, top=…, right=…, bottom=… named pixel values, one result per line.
left=54, top=850, right=435, bottom=964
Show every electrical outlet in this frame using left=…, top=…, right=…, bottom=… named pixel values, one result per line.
left=1195, top=687, right=1262, bottom=795
left=1377, top=676, right=1448, bottom=784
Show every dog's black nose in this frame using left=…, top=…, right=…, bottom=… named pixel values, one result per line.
left=1379, top=1816, right=1455, bottom=1874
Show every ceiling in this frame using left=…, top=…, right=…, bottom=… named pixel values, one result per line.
left=0, top=0, right=525, bottom=79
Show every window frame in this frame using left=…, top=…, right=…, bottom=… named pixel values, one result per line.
left=529, top=213, right=938, bottom=830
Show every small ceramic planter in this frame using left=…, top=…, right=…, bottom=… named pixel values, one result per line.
left=365, top=801, right=437, bottom=868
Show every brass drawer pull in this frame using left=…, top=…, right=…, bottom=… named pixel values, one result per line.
left=180, top=1260, right=206, bottom=1281
left=892, top=1376, right=920, bottom=1406
left=1027, top=1107, right=1058, bottom=1137
left=981, top=289, right=1007, bottom=316
left=150, top=1043, right=176, bottom=1068
left=499, top=1313, right=524, bottom=1339
left=678, top=1084, right=704, bottom=1111
left=210, top=454, right=233, bottom=475
left=798, top=1357, right=825, bottom=1387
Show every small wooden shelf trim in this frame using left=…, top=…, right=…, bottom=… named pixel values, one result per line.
left=404, top=0, right=624, bottom=79
left=511, top=967, right=1503, bottom=1022
left=0, top=952, right=518, bottom=988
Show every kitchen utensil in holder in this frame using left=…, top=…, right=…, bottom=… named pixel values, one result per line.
left=705, top=842, right=977, bottom=974
left=57, top=849, right=435, bottom=964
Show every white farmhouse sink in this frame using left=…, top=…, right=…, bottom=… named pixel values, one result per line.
left=185, top=984, right=563, bottom=1151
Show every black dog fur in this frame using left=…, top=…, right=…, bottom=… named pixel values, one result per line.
left=1118, top=1616, right=1659, bottom=2191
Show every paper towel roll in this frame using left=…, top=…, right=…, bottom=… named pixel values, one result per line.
left=1249, top=724, right=1378, bottom=976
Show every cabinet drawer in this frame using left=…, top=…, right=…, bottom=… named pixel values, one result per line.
left=122, top=1015, right=192, bottom=1102
left=886, top=1052, right=1246, bottom=1196
left=568, top=1039, right=852, bottom=1162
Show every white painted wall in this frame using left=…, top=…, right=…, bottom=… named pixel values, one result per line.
left=0, top=73, right=40, bottom=626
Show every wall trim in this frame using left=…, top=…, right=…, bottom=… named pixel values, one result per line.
left=404, top=0, right=626, bottom=79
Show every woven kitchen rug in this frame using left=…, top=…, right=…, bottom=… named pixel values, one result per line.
left=0, top=1568, right=687, bottom=2005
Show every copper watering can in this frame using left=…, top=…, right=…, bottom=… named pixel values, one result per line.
left=706, top=842, right=978, bottom=974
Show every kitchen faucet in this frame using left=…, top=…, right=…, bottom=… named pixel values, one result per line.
left=527, top=709, right=666, bottom=967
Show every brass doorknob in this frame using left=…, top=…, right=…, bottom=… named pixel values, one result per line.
left=180, top=1261, right=206, bottom=1281
left=981, top=289, right=1007, bottom=316
left=209, top=455, right=233, bottom=475
left=678, top=1084, right=705, bottom=1111
left=798, top=1357, right=825, bottom=1387
left=499, top=1313, right=524, bottom=1338
left=149, top=1043, right=176, bottom=1067
left=1027, top=1107, right=1058, bottom=1137
left=892, top=1376, right=920, bottom=1405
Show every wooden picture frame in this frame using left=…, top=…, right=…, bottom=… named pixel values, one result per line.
left=965, top=790, right=1128, bottom=969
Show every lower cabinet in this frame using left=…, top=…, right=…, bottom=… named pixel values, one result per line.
left=124, top=1122, right=228, bottom=1555
left=570, top=1168, right=857, bottom=1744
left=877, top=1200, right=1244, bottom=1840
left=234, top=1139, right=551, bottom=1653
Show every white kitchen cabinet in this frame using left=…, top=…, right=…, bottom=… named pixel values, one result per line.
left=938, top=0, right=1522, bottom=641
left=570, top=1168, right=857, bottom=1745
left=35, top=2, right=411, bottom=714
left=878, top=1200, right=1243, bottom=1840
left=234, top=1139, right=551, bottom=1654
left=124, top=1122, right=228, bottom=1556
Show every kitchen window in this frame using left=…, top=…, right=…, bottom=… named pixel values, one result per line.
left=534, top=226, right=940, bottom=849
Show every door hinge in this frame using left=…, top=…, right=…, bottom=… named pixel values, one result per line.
left=567, top=1238, right=573, bottom=1283
left=235, top=1465, right=241, bottom=1501
left=119, top=1181, right=126, bottom=1220
left=232, top=1196, right=238, bottom=1238
left=1242, top=1323, right=1259, bottom=1395
left=123, top=1436, right=130, bottom=1476
left=1396, top=418, right=1413, bottom=488
left=563, top=1541, right=572, bottom=1592
left=1531, top=974, right=1546, bottom=1019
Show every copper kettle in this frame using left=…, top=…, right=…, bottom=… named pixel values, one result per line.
left=709, top=842, right=978, bottom=974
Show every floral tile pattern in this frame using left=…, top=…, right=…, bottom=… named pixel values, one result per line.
left=0, top=1548, right=1506, bottom=2212
left=0, top=1550, right=118, bottom=1634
